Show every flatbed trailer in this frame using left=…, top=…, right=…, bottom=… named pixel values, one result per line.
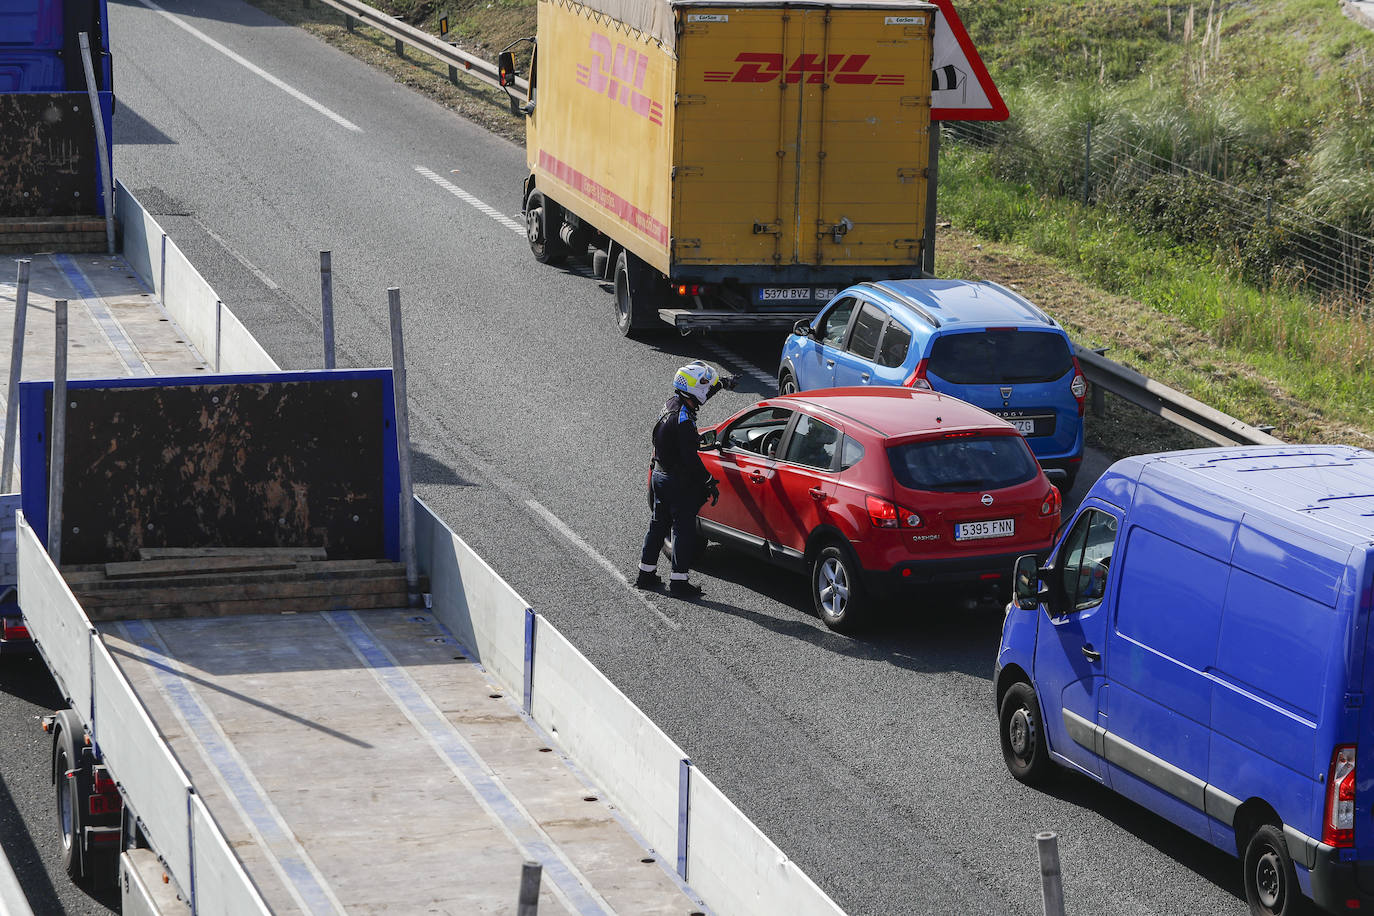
left=12, top=365, right=705, bottom=915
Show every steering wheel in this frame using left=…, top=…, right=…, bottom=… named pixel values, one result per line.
left=759, top=428, right=784, bottom=458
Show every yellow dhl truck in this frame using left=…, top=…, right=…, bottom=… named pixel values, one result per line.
left=500, top=0, right=936, bottom=335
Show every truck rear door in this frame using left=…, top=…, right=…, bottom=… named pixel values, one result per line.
left=672, top=3, right=933, bottom=269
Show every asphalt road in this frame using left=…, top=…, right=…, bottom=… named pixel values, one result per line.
left=0, top=1, right=1255, bottom=913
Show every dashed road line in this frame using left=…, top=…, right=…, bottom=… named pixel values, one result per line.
left=414, top=166, right=526, bottom=235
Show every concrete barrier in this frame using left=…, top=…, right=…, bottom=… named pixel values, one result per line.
left=114, top=183, right=278, bottom=374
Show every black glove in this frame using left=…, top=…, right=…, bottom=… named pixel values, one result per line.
left=702, top=477, right=720, bottom=507
left=719, top=374, right=740, bottom=391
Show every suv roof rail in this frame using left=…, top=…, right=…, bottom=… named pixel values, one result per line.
left=862, top=281, right=942, bottom=328
left=976, top=280, right=1056, bottom=326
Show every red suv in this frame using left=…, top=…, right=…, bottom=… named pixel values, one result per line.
left=697, top=387, right=1061, bottom=630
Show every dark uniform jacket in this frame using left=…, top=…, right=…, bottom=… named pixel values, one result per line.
left=651, top=393, right=711, bottom=490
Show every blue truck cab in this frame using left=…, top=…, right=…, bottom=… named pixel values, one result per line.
left=994, top=446, right=1374, bottom=916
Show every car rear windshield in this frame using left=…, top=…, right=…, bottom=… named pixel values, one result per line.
left=927, top=330, right=1072, bottom=385
left=888, top=435, right=1040, bottom=492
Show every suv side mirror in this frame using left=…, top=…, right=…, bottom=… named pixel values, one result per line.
left=792, top=319, right=813, bottom=337
left=698, top=430, right=720, bottom=450
left=1012, top=555, right=1045, bottom=610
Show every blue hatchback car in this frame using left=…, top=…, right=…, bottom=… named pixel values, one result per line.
left=778, top=279, right=1086, bottom=488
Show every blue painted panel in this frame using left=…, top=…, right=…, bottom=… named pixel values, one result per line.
left=1232, top=519, right=1349, bottom=609
left=1208, top=726, right=1321, bottom=843
left=1214, top=568, right=1340, bottom=729
left=1109, top=762, right=1212, bottom=842
left=0, top=52, right=62, bottom=90
left=1128, top=468, right=1239, bottom=562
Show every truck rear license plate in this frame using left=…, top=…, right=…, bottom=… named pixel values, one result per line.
left=757, top=287, right=837, bottom=302
left=955, top=519, right=1015, bottom=540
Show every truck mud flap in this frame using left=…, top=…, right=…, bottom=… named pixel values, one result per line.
left=659, top=308, right=815, bottom=332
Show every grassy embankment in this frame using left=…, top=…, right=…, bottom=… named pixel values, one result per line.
left=248, top=0, right=1374, bottom=451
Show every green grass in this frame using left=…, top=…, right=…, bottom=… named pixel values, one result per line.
left=940, top=142, right=1374, bottom=439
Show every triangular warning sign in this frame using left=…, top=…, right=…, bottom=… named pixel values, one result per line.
left=929, top=0, right=1008, bottom=121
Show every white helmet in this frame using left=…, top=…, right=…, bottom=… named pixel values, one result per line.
left=674, top=361, right=718, bottom=405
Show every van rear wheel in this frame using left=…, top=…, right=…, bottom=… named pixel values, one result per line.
left=998, top=682, right=1052, bottom=786
left=1244, top=824, right=1301, bottom=916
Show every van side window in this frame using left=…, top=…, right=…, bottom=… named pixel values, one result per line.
left=1057, top=509, right=1119, bottom=611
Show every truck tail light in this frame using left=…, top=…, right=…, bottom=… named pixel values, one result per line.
left=1040, top=485, right=1061, bottom=517
left=1070, top=357, right=1087, bottom=416
left=1323, top=744, right=1356, bottom=848
left=675, top=284, right=707, bottom=297
left=866, top=495, right=922, bottom=529
left=2, top=618, right=28, bottom=641
left=903, top=359, right=931, bottom=390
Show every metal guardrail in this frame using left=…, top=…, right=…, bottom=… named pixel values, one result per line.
left=300, top=1, right=1282, bottom=449
left=309, top=0, right=529, bottom=94
left=1075, top=344, right=1284, bottom=447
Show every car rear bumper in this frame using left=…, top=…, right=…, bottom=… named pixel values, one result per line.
left=865, top=548, right=1047, bottom=596
left=1308, top=847, right=1374, bottom=910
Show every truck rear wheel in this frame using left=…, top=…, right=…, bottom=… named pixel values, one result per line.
left=614, top=250, right=664, bottom=337
left=53, top=709, right=88, bottom=885
left=525, top=190, right=567, bottom=265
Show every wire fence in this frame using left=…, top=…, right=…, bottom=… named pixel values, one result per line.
left=943, top=121, right=1374, bottom=310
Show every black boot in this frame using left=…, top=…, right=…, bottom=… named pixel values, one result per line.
left=669, top=579, right=703, bottom=599
left=634, top=570, right=662, bottom=590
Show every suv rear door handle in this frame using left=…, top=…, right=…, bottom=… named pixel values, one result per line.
left=808, top=487, right=825, bottom=500
left=1081, top=645, right=1101, bottom=662
left=748, top=472, right=766, bottom=484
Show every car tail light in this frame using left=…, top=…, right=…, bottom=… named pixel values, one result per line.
left=1040, top=485, right=1061, bottom=517
left=1324, top=744, right=1357, bottom=847
left=1070, top=357, right=1087, bottom=416
left=1, top=618, right=27, bottom=641
left=866, top=495, right=922, bottom=529
left=903, top=359, right=932, bottom=390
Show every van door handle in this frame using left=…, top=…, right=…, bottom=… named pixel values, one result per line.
left=1081, top=645, right=1101, bottom=662
left=808, top=487, right=825, bottom=500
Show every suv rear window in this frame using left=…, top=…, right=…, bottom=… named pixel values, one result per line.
left=926, top=330, right=1072, bottom=385
left=887, top=435, right=1039, bottom=492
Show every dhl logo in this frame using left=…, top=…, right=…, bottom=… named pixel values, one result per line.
left=576, top=34, right=665, bottom=126
left=704, top=53, right=904, bottom=85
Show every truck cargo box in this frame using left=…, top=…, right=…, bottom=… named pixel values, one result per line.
left=513, top=0, right=936, bottom=332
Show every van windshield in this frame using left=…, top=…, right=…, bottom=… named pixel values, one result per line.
left=888, top=435, right=1039, bottom=492
left=927, top=330, right=1072, bottom=385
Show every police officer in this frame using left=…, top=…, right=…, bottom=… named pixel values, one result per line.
left=636, top=361, right=737, bottom=597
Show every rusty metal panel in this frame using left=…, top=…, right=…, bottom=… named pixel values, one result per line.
left=0, top=94, right=100, bottom=217
left=20, top=373, right=397, bottom=565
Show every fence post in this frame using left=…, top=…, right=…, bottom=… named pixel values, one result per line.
left=320, top=251, right=336, bottom=370
left=1037, top=831, right=1066, bottom=916
left=3, top=259, right=31, bottom=493
left=517, top=861, right=541, bottom=916
left=1081, top=124, right=1092, bottom=205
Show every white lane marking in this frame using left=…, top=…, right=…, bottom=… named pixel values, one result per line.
left=414, top=166, right=526, bottom=234
left=701, top=340, right=777, bottom=390
left=132, top=0, right=363, bottom=133
left=525, top=498, right=682, bottom=631
left=192, top=217, right=280, bottom=289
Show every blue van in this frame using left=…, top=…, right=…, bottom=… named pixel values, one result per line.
left=778, top=279, right=1085, bottom=487
left=995, top=445, right=1374, bottom=916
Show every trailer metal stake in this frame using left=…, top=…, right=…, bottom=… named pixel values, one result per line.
left=517, top=861, right=542, bottom=915
left=3, top=259, right=32, bottom=492
left=320, top=251, right=336, bottom=369
left=78, top=33, right=115, bottom=255
left=388, top=288, right=419, bottom=606
left=48, top=300, right=68, bottom=564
